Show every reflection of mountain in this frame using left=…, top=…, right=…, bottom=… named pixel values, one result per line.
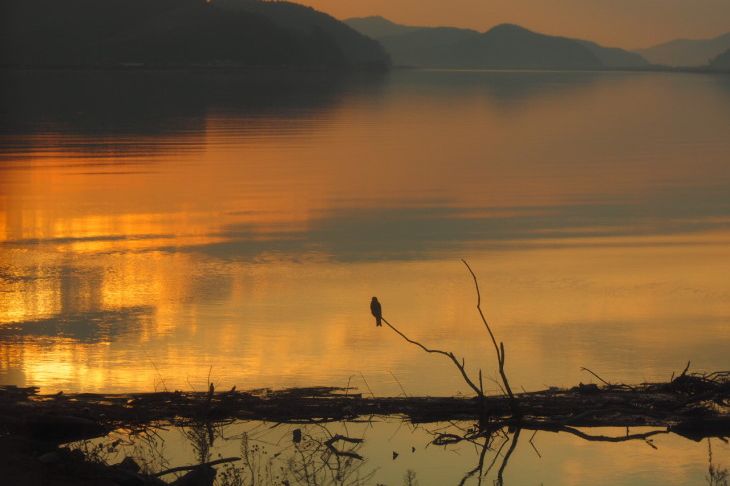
left=0, top=69, right=386, bottom=153
left=382, top=69, right=605, bottom=107
left=710, top=49, right=730, bottom=71
left=345, top=17, right=648, bottom=69
left=636, top=32, right=730, bottom=67
left=0, top=0, right=389, bottom=69
left=0, top=306, right=153, bottom=343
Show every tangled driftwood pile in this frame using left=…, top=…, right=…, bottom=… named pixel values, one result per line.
left=1, top=370, right=728, bottom=445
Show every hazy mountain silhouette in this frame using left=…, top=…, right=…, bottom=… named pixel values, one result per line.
left=342, top=15, right=422, bottom=39
left=636, top=32, right=730, bottom=67
left=573, top=40, right=648, bottom=68
left=345, top=16, right=648, bottom=70
left=709, top=49, right=730, bottom=71
left=0, top=0, right=389, bottom=69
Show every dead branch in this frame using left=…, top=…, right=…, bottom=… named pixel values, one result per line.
left=381, top=317, right=483, bottom=397
left=462, top=260, right=517, bottom=410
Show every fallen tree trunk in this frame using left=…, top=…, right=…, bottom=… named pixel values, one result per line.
left=1, top=370, right=728, bottom=444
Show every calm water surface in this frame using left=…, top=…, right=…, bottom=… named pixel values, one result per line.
left=74, top=419, right=729, bottom=486
left=1, top=69, right=729, bottom=399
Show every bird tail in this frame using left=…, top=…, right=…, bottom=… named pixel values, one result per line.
left=376, top=317, right=382, bottom=327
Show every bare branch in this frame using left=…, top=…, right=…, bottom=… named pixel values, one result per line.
left=381, top=317, right=483, bottom=396
left=461, top=260, right=517, bottom=408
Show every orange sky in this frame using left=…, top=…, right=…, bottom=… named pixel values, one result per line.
left=301, top=0, right=730, bottom=49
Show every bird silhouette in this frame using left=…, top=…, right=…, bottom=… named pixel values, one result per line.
left=370, top=297, right=382, bottom=327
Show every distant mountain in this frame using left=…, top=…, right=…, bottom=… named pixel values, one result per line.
left=0, top=0, right=389, bottom=69
left=345, top=15, right=421, bottom=39
left=377, top=27, right=482, bottom=68
left=574, top=40, right=648, bottom=69
left=345, top=17, right=648, bottom=70
left=636, top=32, right=730, bottom=67
left=709, top=49, right=730, bottom=71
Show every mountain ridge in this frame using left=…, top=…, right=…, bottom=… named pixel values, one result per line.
left=345, top=16, right=648, bottom=70
left=635, top=32, right=730, bottom=67
left=0, top=0, right=390, bottom=69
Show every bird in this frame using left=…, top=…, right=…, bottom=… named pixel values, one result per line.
left=370, top=297, right=382, bottom=327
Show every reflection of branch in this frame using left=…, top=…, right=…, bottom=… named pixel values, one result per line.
left=496, top=428, right=521, bottom=485
left=550, top=425, right=669, bottom=443
left=458, top=438, right=489, bottom=486
left=381, top=317, right=482, bottom=396
left=324, top=434, right=365, bottom=460
left=154, top=456, right=241, bottom=476
left=484, top=436, right=509, bottom=476
left=528, top=430, right=541, bottom=458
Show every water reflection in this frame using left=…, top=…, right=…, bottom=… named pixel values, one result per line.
left=73, top=418, right=730, bottom=485
left=0, top=69, right=385, bottom=136
left=1, top=69, right=729, bottom=395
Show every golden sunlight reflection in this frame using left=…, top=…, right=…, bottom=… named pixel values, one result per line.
left=1, top=70, right=729, bottom=396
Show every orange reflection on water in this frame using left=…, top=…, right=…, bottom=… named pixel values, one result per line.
left=1, top=70, right=729, bottom=395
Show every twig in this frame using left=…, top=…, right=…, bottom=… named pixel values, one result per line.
left=580, top=367, right=612, bottom=386
left=359, top=372, right=375, bottom=398
left=388, top=371, right=409, bottom=398
left=679, top=361, right=691, bottom=378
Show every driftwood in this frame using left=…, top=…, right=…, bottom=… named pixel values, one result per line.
left=1, top=369, right=728, bottom=445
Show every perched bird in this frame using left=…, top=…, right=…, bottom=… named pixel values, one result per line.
left=370, top=297, right=382, bottom=327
